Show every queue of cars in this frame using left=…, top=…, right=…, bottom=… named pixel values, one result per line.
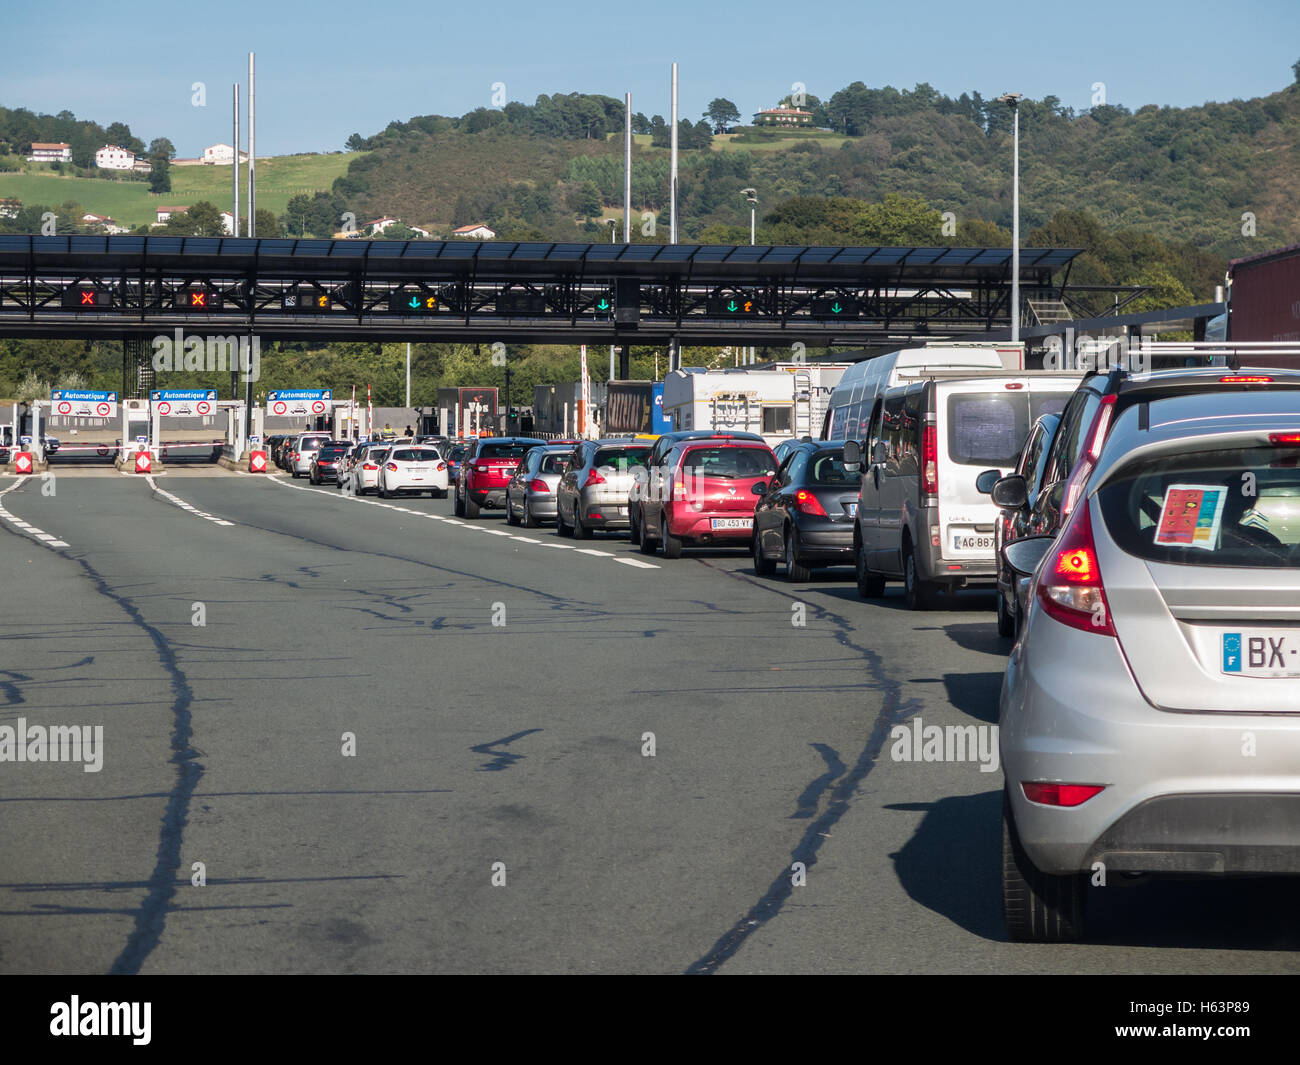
left=264, top=365, right=1300, bottom=947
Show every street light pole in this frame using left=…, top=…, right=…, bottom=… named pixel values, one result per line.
left=742, top=188, right=758, bottom=363
left=997, top=93, right=1023, bottom=343
left=607, top=219, right=617, bottom=380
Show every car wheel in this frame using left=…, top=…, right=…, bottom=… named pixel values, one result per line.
left=555, top=502, right=570, bottom=537
left=573, top=509, right=591, bottom=539
left=629, top=509, right=642, bottom=546
left=785, top=527, right=811, bottom=582
left=855, top=541, right=886, bottom=598
left=903, top=545, right=938, bottom=611
left=661, top=525, right=683, bottom=559
left=996, top=585, right=1016, bottom=638
left=1002, top=792, right=1085, bottom=943
left=753, top=532, right=776, bottom=577
left=464, top=493, right=480, bottom=519
left=522, top=502, right=538, bottom=528
left=292, top=469, right=300, bottom=478
left=505, top=499, right=519, bottom=525
left=453, top=488, right=465, bottom=517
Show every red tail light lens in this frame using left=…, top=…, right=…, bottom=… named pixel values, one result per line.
left=1021, top=782, right=1106, bottom=807
left=385, top=463, right=398, bottom=472
left=436, top=461, right=447, bottom=471
left=362, top=463, right=378, bottom=470
left=921, top=424, right=938, bottom=496
left=1036, top=501, right=1116, bottom=636
left=1269, top=432, right=1300, bottom=446
left=1221, top=375, right=1273, bottom=384
left=528, top=479, right=550, bottom=493
left=793, top=488, right=827, bottom=516
left=583, top=469, right=606, bottom=488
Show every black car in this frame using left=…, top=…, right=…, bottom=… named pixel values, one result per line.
left=309, top=445, right=350, bottom=485
left=752, top=440, right=861, bottom=580
left=628, top=430, right=765, bottom=547
left=976, top=412, right=1060, bottom=636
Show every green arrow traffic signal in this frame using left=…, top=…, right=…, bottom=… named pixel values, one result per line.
left=408, top=295, right=420, bottom=309
left=727, top=299, right=738, bottom=312
left=596, top=298, right=610, bottom=311
left=831, top=301, right=842, bottom=314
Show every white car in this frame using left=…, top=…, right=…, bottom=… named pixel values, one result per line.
left=377, top=446, right=449, bottom=498
left=346, top=444, right=391, bottom=495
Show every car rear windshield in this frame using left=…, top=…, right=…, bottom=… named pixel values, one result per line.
left=594, top=446, right=651, bottom=468
left=809, top=451, right=861, bottom=486
left=1097, top=445, right=1300, bottom=568
left=681, top=446, right=775, bottom=478
left=946, top=393, right=1068, bottom=468
left=298, top=437, right=330, bottom=450
left=479, top=442, right=535, bottom=460
left=390, top=449, right=440, bottom=462
left=540, top=453, right=569, bottom=474
left=449, top=447, right=466, bottom=460
left=318, top=448, right=348, bottom=458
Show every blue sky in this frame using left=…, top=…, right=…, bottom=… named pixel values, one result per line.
left=5, top=0, right=1298, bottom=156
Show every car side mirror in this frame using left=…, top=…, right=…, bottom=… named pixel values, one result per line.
left=975, top=468, right=1001, bottom=494
left=872, top=441, right=888, bottom=465
left=751, top=481, right=768, bottom=495
left=842, top=440, right=861, bottom=468
left=991, top=474, right=1028, bottom=510
left=1002, top=535, right=1054, bottom=578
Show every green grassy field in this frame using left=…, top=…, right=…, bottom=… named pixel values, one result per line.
left=0, top=152, right=361, bottom=228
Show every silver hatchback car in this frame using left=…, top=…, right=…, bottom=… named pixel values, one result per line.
left=555, top=438, right=653, bottom=538
left=1000, top=389, right=1300, bottom=941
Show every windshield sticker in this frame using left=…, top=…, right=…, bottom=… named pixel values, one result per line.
left=1154, top=484, right=1227, bottom=550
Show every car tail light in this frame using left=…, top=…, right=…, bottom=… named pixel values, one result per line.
left=1060, top=394, right=1116, bottom=522
left=528, top=478, right=550, bottom=493
left=362, top=462, right=378, bottom=470
left=793, top=488, right=827, bottom=516
left=1269, top=432, right=1300, bottom=446
left=1036, top=501, right=1116, bottom=636
left=436, top=461, right=447, bottom=471
left=385, top=462, right=398, bottom=471
left=1021, top=782, right=1105, bottom=807
left=583, top=469, right=606, bottom=488
left=1221, top=375, right=1273, bottom=384
left=921, top=424, right=938, bottom=496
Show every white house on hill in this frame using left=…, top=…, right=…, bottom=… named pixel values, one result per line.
left=452, top=223, right=496, bottom=240
left=95, top=145, right=136, bottom=170
left=202, top=143, right=249, bottom=165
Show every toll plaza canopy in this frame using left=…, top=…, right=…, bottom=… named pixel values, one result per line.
left=0, top=235, right=1084, bottom=345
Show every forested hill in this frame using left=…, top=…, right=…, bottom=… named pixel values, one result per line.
left=326, top=71, right=1300, bottom=270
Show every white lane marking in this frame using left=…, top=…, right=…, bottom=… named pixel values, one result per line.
left=265, top=476, right=658, bottom=567
left=145, top=476, right=236, bottom=526
left=0, top=478, right=70, bottom=547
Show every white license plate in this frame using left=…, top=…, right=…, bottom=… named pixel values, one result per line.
left=846, top=503, right=858, bottom=516
left=1222, top=631, right=1300, bottom=678
left=712, top=517, right=752, bottom=530
left=953, top=533, right=994, bottom=551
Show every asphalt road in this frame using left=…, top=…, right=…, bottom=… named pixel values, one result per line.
left=2, top=467, right=1299, bottom=974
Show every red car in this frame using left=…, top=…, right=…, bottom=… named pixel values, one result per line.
left=454, top=436, right=545, bottom=518
left=639, top=439, right=778, bottom=558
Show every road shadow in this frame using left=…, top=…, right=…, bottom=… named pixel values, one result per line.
left=943, top=621, right=1012, bottom=657
left=887, top=790, right=1300, bottom=948
left=942, top=671, right=1003, bottom=723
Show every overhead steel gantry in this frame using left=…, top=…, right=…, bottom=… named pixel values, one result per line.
left=0, top=235, right=1084, bottom=345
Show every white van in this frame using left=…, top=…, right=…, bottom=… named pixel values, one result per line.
left=822, top=343, right=1024, bottom=442
left=845, top=369, right=1080, bottom=609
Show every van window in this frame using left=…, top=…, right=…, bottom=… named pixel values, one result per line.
left=946, top=393, right=1031, bottom=467
left=882, top=393, right=907, bottom=460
